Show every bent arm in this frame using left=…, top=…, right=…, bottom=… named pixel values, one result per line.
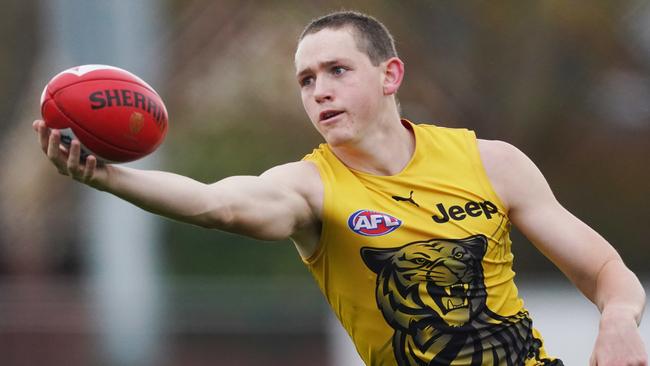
left=480, top=139, right=647, bottom=364
left=513, top=189, right=645, bottom=323
left=480, top=140, right=646, bottom=320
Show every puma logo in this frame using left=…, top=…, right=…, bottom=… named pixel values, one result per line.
left=391, top=191, right=419, bottom=207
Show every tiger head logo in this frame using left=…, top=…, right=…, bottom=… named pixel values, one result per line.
left=361, top=235, right=557, bottom=366
left=361, top=235, right=488, bottom=331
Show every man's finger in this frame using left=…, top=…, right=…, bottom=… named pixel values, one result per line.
left=38, top=122, right=50, bottom=153
left=47, top=130, right=61, bottom=162
left=67, top=140, right=82, bottom=177
left=47, top=130, right=70, bottom=175
left=83, top=155, right=97, bottom=182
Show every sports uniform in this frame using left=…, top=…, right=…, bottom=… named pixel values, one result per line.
left=302, top=120, right=563, bottom=365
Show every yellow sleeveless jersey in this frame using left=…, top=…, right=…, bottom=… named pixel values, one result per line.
left=301, top=121, right=562, bottom=366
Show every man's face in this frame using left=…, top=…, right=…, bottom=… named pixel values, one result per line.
left=295, top=28, right=385, bottom=146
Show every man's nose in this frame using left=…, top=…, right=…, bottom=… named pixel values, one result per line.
left=313, top=78, right=333, bottom=104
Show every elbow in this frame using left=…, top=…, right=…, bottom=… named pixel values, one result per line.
left=187, top=195, right=236, bottom=230
left=200, top=203, right=236, bottom=230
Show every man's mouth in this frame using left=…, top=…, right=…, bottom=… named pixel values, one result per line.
left=319, top=110, right=344, bottom=122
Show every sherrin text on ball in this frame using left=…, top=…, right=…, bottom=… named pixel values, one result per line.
left=40, top=64, right=168, bottom=163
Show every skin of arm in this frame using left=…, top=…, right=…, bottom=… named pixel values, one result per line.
left=479, top=139, right=647, bottom=365
left=34, top=120, right=323, bottom=256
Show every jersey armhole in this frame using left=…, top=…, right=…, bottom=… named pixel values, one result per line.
left=301, top=157, right=332, bottom=265
left=463, top=130, right=509, bottom=215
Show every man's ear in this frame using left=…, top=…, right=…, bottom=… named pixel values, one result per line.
left=382, top=57, right=404, bottom=96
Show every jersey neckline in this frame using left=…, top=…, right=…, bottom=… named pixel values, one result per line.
left=324, top=118, right=422, bottom=179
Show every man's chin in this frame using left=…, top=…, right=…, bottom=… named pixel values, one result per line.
left=322, top=130, right=356, bottom=147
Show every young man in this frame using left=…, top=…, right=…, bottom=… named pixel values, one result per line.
left=34, top=11, right=646, bottom=366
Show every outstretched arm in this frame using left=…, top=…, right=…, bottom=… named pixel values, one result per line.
left=33, top=120, right=322, bottom=244
left=479, top=139, right=647, bottom=366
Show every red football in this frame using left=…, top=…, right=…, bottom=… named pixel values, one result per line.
left=40, top=64, right=168, bottom=163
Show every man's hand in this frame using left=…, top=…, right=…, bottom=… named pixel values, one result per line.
left=590, top=308, right=647, bottom=365
left=33, top=119, right=108, bottom=189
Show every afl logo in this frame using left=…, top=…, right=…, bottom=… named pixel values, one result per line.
left=348, top=210, right=402, bottom=236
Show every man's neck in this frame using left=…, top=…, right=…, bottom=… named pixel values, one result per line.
left=330, top=116, right=415, bottom=176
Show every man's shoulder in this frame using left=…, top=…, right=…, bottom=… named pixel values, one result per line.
left=477, top=139, right=519, bottom=160
left=260, top=160, right=323, bottom=199
left=476, top=139, right=544, bottom=212
left=476, top=139, right=538, bottom=178
left=261, top=160, right=321, bottom=183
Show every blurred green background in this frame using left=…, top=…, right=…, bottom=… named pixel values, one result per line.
left=0, top=1, right=648, bottom=365
left=160, top=0, right=650, bottom=277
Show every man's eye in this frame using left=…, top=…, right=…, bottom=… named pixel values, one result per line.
left=332, top=66, right=346, bottom=75
left=300, top=76, right=314, bottom=87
